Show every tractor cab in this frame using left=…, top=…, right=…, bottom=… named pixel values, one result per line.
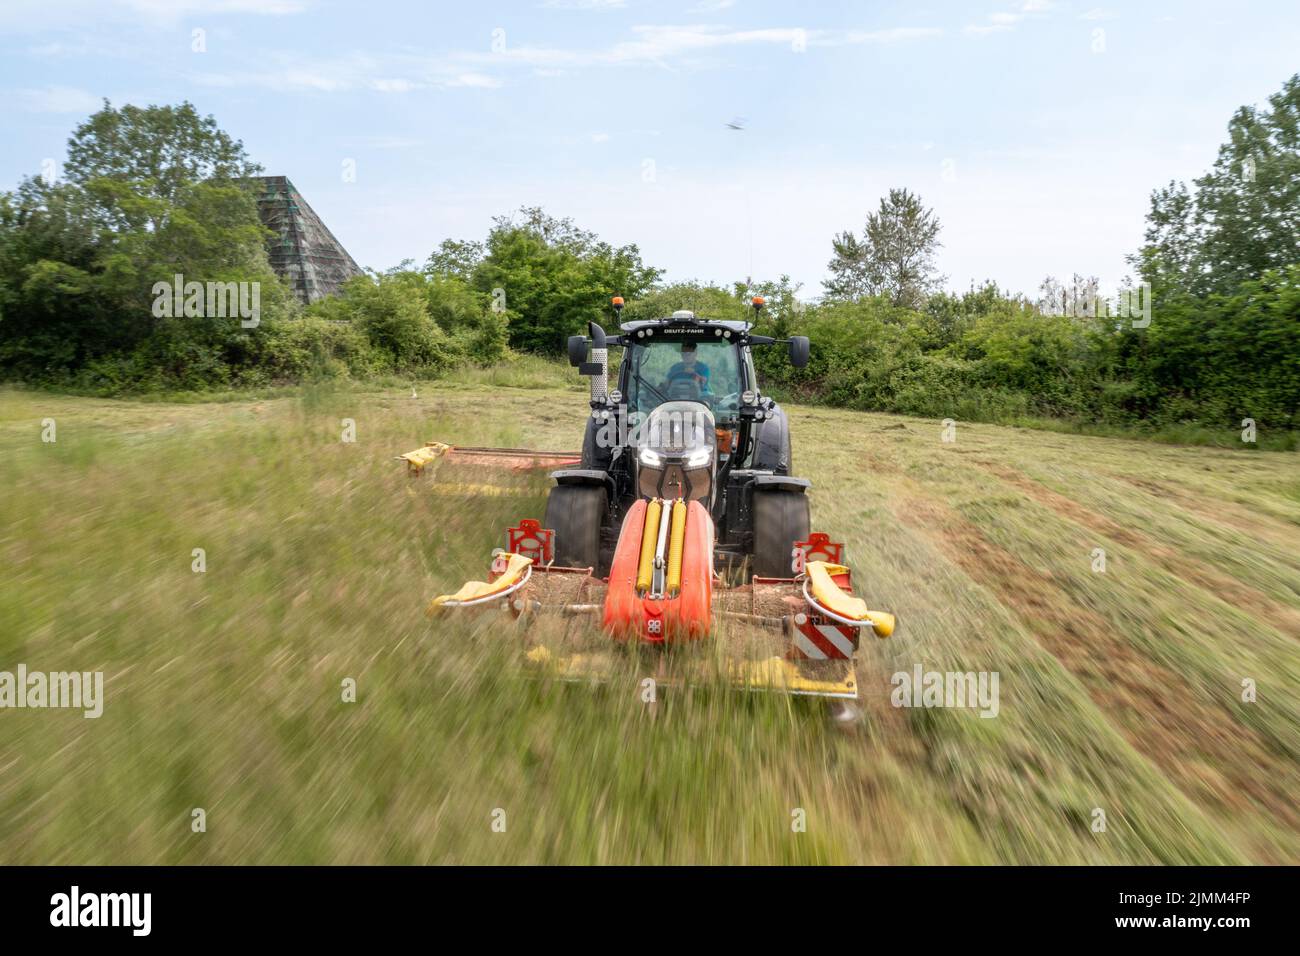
left=618, top=313, right=749, bottom=511
left=619, top=312, right=750, bottom=423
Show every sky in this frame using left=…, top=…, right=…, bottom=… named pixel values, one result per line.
left=2, top=0, right=1298, bottom=300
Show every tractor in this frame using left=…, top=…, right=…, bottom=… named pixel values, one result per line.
left=405, top=296, right=895, bottom=703
left=546, top=296, right=813, bottom=581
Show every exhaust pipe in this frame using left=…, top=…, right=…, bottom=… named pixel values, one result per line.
left=587, top=320, right=609, bottom=405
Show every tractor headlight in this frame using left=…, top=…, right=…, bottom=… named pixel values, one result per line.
left=639, top=448, right=663, bottom=467
left=685, top=447, right=712, bottom=468
left=741, top=390, right=757, bottom=406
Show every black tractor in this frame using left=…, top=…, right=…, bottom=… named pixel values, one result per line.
left=544, top=297, right=812, bottom=578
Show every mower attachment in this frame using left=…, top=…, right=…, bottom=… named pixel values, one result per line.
left=398, top=442, right=583, bottom=498
left=788, top=561, right=896, bottom=661
left=426, top=552, right=534, bottom=614
left=398, top=442, right=582, bottom=476
left=423, top=508, right=896, bottom=700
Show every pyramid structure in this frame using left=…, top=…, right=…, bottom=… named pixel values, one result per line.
left=254, top=176, right=363, bottom=304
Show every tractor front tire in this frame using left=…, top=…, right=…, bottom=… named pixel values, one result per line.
left=544, top=484, right=607, bottom=570
left=751, top=489, right=810, bottom=578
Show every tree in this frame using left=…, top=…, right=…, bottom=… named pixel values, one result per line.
left=0, top=176, right=105, bottom=372
left=64, top=100, right=262, bottom=233
left=425, top=239, right=484, bottom=282
left=1195, top=74, right=1300, bottom=292
left=468, top=207, right=661, bottom=354
left=823, top=230, right=876, bottom=300
left=0, top=101, right=291, bottom=388
left=1133, top=73, right=1300, bottom=296
left=824, top=188, right=943, bottom=308
left=621, top=282, right=740, bottom=324
left=1131, top=181, right=1199, bottom=293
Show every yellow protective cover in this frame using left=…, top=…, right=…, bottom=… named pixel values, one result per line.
left=427, top=552, right=533, bottom=613
left=665, top=499, right=688, bottom=594
left=400, top=442, right=451, bottom=475
left=806, top=561, right=870, bottom=621
left=636, top=500, right=662, bottom=593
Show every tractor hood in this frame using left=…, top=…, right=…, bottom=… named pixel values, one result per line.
left=636, top=401, right=717, bottom=504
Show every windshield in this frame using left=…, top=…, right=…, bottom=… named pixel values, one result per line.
left=623, top=340, right=742, bottom=420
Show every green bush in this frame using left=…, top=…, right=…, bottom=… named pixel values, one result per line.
left=256, top=316, right=381, bottom=382
left=425, top=273, right=508, bottom=364
left=309, top=272, right=456, bottom=375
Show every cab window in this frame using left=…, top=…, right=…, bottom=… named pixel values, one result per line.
left=623, top=340, right=744, bottom=420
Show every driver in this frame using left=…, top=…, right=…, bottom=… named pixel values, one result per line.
left=664, top=343, right=711, bottom=398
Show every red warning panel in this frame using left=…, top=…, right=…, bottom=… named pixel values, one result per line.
left=507, top=519, right=554, bottom=565
left=794, top=533, right=843, bottom=570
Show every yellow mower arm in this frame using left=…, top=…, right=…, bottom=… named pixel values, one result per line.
left=427, top=553, right=533, bottom=615
left=806, top=561, right=895, bottom=637
left=399, top=442, right=451, bottom=475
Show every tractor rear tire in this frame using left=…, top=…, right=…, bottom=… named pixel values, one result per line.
left=544, top=484, right=607, bottom=570
left=751, top=489, right=810, bottom=578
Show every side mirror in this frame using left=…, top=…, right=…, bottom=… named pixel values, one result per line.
left=567, top=335, right=588, bottom=368
left=788, top=336, right=810, bottom=368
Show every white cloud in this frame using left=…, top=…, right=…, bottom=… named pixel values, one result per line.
left=26, top=36, right=140, bottom=58
left=842, top=27, right=942, bottom=44
left=120, top=0, right=308, bottom=15
left=188, top=23, right=943, bottom=95
left=0, top=0, right=308, bottom=32
left=443, top=73, right=503, bottom=89
left=966, top=1, right=1055, bottom=36
left=342, top=134, right=422, bottom=150
left=540, top=0, right=626, bottom=9
left=369, top=78, right=418, bottom=93
left=475, top=23, right=939, bottom=70
left=617, top=24, right=800, bottom=58
left=18, top=85, right=102, bottom=113
left=590, top=131, right=611, bottom=142
left=193, top=52, right=509, bottom=93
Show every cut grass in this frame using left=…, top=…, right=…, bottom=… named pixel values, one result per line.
left=0, top=384, right=1296, bottom=864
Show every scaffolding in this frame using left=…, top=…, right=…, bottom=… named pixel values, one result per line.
left=254, top=176, right=363, bottom=304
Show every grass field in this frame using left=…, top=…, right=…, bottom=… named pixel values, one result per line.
left=1, top=379, right=1297, bottom=864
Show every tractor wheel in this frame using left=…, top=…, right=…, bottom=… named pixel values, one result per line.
left=751, top=489, right=810, bottom=578
left=544, top=484, right=607, bottom=570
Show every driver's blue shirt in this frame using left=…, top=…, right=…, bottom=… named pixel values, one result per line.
left=666, top=361, right=711, bottom=393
